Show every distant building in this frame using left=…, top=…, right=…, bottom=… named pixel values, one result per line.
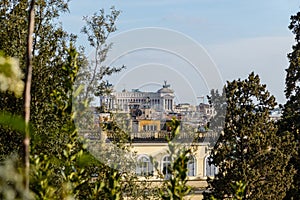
left=197, top=103, right=215, bottom=117
left=174, top=103, right=194, bottom=113
left=103, top=81, right=175, bottom=113
left=86, top=81, right=217, bottom=199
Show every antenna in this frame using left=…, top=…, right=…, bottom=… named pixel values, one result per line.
left=197, top=96, right=205, bottom=104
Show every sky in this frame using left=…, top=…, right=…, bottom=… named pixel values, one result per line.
left=61, top=0, right=300, bottom=105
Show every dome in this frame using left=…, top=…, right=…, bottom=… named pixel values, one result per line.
left=157, top=81, right=174, bottom=93
left=157, top=87, right=174, bottom=93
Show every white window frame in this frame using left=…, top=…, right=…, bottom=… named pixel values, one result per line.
left=162, top=155, right=172, bottom=179
left=136, top=155, right=153, bottom=176
left=187, top=156, right=196, bottom=176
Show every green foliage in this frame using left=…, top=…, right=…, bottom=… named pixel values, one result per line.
left=158, top=118, right=192, bottom=200
left=89, top=169, right=122, bottom=200
left=0, top=52, right=24, bottom=97
left=280, top=10, right=300, bottom=200
left=0, top=111, right=27, bottom=161
left=0, top=157, right=34, bottom=200
left=230, top=181, right=246, bottom=200
left=205, top=73, right=295, bottom=199
left=0, top=0, right=76, bottom=160
left=0, top=111, right=26, bottom=134
left=29, top=45, right=86, bottom=199
left=0, top=51, right=25, bottom=160
left=206, top=88, right=226, bottom=145
left=30, top=154, right=57, bottom=199
left=0, top=1, right=147, bottom=199
left=209, top=181, right=246, bottom=200
left=80, top=7, right=125, bottom=103
left=3, top=0, right=298, bottom=199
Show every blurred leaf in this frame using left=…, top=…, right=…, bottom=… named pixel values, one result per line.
left=0, top=111, right=25, bottom=133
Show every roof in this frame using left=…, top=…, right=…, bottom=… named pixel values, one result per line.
left=157, top=87, right=174, bottom=93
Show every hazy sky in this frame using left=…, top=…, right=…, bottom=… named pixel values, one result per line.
left=61, top=0, right=300, bottom=104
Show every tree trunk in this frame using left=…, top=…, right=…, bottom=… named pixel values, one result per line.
left=24, top=0, right=35, bottom=194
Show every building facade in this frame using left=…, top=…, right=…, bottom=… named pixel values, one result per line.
left=103, top=81, right=175, bottom=113
left=89, top=82, right=217, bottom=199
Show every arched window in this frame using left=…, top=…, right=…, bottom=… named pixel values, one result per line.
left=205, top=156, right=218, bottom=177
left=187, top=156, right=196, bottom=176
left=162, top=155, right=171, bottom=179
left=136, top=155, right=153, bottom=176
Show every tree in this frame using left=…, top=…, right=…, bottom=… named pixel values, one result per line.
left=80, top=7, right=124, bottom=103
left=206, top=88, right=226, bottom=146
left=0, top=51, right=33, bottom=200
left=24, top=0, right=35, bottom=192
left=0, top=0, right=74, bottom=160
left=0, top=0, right=28, bottom=160
left=280, top=10, right=300, bottom=199
left=205, top=73, right=295, bottom=199
left=0, top=1, right=202, bottom=199
left=0, top=0, right=104, bottom=197
left=158, top=118, right=192, bottom=200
